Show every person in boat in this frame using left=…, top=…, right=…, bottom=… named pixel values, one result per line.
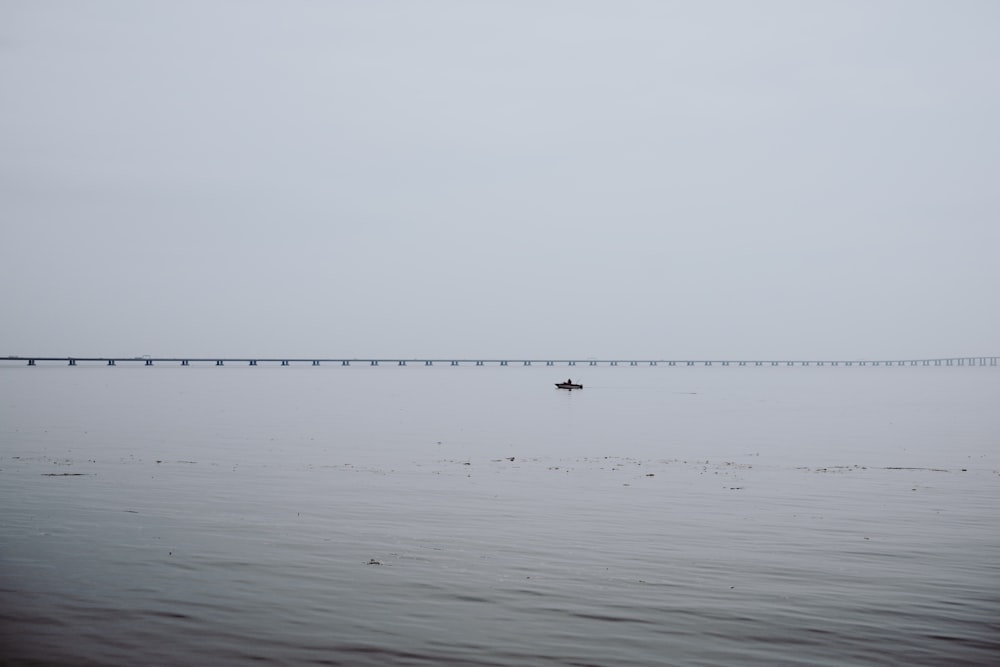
left=566, top=378, right=572, bottom=384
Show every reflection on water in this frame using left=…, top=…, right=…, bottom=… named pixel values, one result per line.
left=1, top=365, right=998, bottom=665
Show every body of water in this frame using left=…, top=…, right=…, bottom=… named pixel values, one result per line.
left=1, top=363, right=998, bottom=665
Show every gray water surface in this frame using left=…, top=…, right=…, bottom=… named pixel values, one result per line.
left=1, top=364, right=997, bottom=665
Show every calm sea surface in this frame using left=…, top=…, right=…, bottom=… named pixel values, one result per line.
left=1, top=363, right=998, bottom=666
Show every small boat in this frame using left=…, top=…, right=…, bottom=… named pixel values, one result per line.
left=555, top=381, right=583, bottom=390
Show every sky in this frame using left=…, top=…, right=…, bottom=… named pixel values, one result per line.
left=2, top=1, right=998, bottom=360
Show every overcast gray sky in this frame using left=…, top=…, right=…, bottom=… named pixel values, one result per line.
left=2, top=1, right=997, bottom=360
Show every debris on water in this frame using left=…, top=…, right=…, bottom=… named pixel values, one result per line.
left=368, top=558, right=382, bottom=565
left=41, top=473, right=87, bottom=476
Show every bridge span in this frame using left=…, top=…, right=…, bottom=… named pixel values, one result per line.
left=5, top=356, right=998, bottom=368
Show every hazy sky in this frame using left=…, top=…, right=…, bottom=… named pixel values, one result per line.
left=2, top=1, right=998, bottom=360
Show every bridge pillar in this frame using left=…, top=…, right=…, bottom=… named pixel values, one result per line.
left=650, top=361, right=657, bottom=366
left=589, top=361, right=597, bottom=366
left=312, top=360, right=320, bottom=366
left=282, top=360, right=289, bottom=366
left=451, top=361, right=459, bottom=366
left=107, top=359, right=115, bottom=366
left=343, top=360, right=350, bottom=366
left=182, top=360, right=189, bottom=366
left=370, top=360, right=378, bottom=366
left=68, top=359, right=76, bottom=366
left=687, top=361, right=694, bottom=366
left=569, top=361, right=576, bottom=366
left=721, top=361, right=729, bottom=366
left=476, top=361, right=483, bottom=366
left=27, top=359, right=35, bottom=366
left=145, top=359, right=153, bottom=366
left=399, top=360, right=406, bottom=366
left=250, top=360, right=257, bottom=366
left=668, top=361, right=676, bottom=366
left=216, top=360, right=224, bottom=366
left=500, top=361, right=507, bottom=366
left=523, top=361, right=531, bottom=366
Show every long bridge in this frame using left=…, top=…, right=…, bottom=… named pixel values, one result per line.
left=4, top=356, right=998, bottom=367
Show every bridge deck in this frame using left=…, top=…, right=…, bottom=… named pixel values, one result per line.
left=4, top=356, right=998, bottom=367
